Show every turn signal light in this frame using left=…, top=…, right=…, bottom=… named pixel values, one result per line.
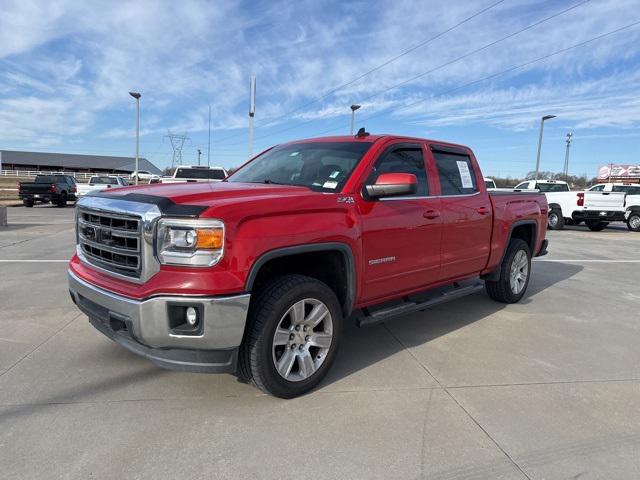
left=195, top=228, right=223, bottom=249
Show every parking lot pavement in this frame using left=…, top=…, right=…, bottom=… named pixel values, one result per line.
left=1, top=205, right=639, bottom=479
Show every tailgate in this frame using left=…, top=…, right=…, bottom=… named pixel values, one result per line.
left=584, top=191, right=625, bottom=210
left=20, top=183, right=53, bottom=194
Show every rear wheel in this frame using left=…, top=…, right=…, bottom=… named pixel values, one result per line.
left=627, top=213, right=640, bottom=232
left=23, top=199, right=34, bottom=208
left=485, top=238, right=531, bottom=304
left=547, top=209, right=564, bottom=230
left=56, top=192, right=68, bottom=208
left=238, top=274, right=342, bottom=398
left=586, top=220, right=608, bottom=231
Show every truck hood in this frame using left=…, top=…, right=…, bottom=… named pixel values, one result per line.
left=101, top=181, right=320, bottom=208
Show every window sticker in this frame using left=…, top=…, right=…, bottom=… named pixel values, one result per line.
left=290, top=152, right=300, bottom=156
left=329, top=171, right=340, bottom=178
left=456, top=161, right=473, bottom=188
left=323, top=181, right=338, bottom=189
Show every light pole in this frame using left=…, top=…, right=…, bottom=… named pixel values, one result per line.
left=534, top=114, right=556, bottom=181
left=129, top=91, right=141, bottom=185
left=197, top=149, right=202, bottom=166
left=563, top=132, right=573, bottom=177
left=350, top=104, right=361, bottom=135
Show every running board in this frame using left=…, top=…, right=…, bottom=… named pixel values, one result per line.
left=357, top=281, right=484, bottom=327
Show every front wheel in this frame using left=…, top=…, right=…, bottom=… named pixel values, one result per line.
left=485, top=238, right=531, bottom=304
left=238, top=274, right=342, bottom=398
left=627, top=213, right=640, bottom=232
left=586, top=220, right=608, bottom=231
left=547, top=209, right=565, bottom=230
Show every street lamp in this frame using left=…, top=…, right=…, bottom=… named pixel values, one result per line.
left=534, top=114, right=556, bottom=181
left=563, top=132, right=573, bottom=177
left=350, top=104, right=361, bottom=135
left=129, top=91, right=141, bottom=185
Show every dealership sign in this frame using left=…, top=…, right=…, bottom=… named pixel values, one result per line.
left=598, top=164, right=640, bottom=179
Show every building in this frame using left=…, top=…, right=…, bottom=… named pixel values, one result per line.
left=597, top=164, right=640, bottom=183
left=0, top=150, right=162, bottom=175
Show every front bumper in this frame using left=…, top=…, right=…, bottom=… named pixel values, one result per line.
left=68, top=270, right=250, bottom=373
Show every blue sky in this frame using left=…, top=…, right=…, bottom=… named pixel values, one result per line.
left=1, top=0, right=639, bottom=178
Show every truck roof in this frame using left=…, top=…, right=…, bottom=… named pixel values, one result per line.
left=286, top=134, right=470, bottom=151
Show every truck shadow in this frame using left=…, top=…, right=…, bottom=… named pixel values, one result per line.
left=321, top=261, right=583, bottom=389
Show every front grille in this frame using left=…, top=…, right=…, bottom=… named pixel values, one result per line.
left=78, top=208, right=142, bottom=279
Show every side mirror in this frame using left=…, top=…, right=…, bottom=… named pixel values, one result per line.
left=365, top=173, right=417, bottom=198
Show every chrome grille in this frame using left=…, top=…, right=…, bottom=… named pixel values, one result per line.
left=77, top=208, right=142, bottom=278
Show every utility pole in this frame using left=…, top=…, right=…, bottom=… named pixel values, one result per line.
left=165, top=131, right=189, bottom=167
left=197, top=149, right=202, bottom=166
left=534, top=114, right=556, bottom=181
left=248, top=75, right=256, bottom=159
left=563, top=132, right=573, bottom=177
left=129, top=91, right=141, bottom=185
left=350, top=104, right=361, bottom=135
left=207, top=104, right=211, bottom=167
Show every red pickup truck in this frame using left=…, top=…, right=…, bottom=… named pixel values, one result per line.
left=68, top=133, right=548, bottom=398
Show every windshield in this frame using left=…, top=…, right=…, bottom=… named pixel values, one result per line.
left=536, top=183, right=569, bottom=192
left=175, top=168, right=226, bottom=180
left=90, top=177, right=120, bottom=185
left=613, top=185, right=640, bottom=195
left=35, top=175, right=63, bottom=183
left=228, top=141, right=373, bottom=191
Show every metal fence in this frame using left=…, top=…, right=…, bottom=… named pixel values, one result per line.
left=0, top=170, right=133, bottom=181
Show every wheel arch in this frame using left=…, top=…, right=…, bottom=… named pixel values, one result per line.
left=245, top=242, right=356, bottom=317
left=482, top=220, right=537, bottom=282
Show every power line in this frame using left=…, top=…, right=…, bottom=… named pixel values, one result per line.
left=218, top=0, right=592, bottom=145
left=310, top=20, right=640, bottom=137
left=212, top=0, right=507, bottom=144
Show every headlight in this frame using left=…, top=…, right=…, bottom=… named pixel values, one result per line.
left=156, top=218, right=224, bottom=267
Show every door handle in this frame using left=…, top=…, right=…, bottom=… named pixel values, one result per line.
left=423, top=209, right=441, bottom=219
left=476, top=206, right=490, bottom=215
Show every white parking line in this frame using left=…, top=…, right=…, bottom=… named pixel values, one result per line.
left=0, top=259, right=69, bottom=262
left=534, top=259, right=640, bottom=263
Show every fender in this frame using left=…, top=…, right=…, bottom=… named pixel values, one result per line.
left=245, top=242, right=356, bottom=316
left=481, top=219, right=538, bottom=282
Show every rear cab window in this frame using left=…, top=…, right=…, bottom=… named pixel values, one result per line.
left=432, top=149, right=478, bottom=195
left=536, top=183, right=569, bottom=192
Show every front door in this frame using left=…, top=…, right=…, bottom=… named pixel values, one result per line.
left=358, top=144, right=442, bottom=303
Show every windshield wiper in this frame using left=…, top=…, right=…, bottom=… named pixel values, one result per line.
left=263, top=179, right=285, bottom=185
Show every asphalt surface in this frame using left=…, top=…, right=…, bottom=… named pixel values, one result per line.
left=1, top=205, right=639, bottom=479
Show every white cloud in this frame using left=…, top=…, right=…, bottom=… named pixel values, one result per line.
left=0, top=0, right=639, bottom=151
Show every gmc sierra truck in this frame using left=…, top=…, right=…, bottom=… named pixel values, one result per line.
left=68, top=134, right=549, bottom=398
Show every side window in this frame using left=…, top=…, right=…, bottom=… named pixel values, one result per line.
left=366, top=147, right=427, bottom=196
left=515, top=182, right=529, bottom=189
left=433, top=151, right=478, bottom=195
left=590, top=185, right=605, bottom=191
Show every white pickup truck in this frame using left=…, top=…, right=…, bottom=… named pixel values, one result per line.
left=159, top=165, right=228, bottom=184
left=77, top=176, right=129, bottom=196
left=574, top=183, right=640, bottom=231
left=514, top=180, right=580, bottom=230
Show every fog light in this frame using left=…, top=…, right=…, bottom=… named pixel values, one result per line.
left=186, top=307, right=198, bottom=326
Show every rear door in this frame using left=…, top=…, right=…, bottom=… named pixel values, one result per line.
left=358, top=142, right=442, bottom=302
left=430, top=146, right=493, bottom=280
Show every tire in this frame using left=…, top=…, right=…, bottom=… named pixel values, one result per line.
left=627, top=213, right=640, bottom=232
left=586, top=220, right=608, bottom=232
left=547, top=209, right=564, bottom=230
left=238, top=274, right=343, bottom=398
left=56, top=192, right=68, bottom=208
left=23, top=199, right=34, bottom=208
left=485, top=238, right=531, bottom=304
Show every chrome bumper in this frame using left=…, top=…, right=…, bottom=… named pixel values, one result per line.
left=68, top=270, right=250, bottom=372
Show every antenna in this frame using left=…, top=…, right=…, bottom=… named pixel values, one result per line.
left=164, top=131, right=190, bottom=167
